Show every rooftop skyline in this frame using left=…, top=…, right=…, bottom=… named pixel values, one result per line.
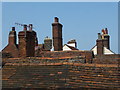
left=2, top=2, right=118, bottom=53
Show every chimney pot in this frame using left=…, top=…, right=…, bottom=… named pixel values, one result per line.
left=102, top=29, right=105, bottom=34
left=29, top=24, right=33, bottom=30
left=98, top=33, right=102, bottom=40
left=54, top=17, right=59, bottom=22
left=12, top=27, right=15, bottom=31
left=24, top=25, right=27, bottom=31
left=105, top=28, right=108, bottom=34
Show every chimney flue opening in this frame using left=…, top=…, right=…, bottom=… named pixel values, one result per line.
left=54, top=17, right=59, bottom=22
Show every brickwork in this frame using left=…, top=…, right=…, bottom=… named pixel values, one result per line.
left=103, top=36, right=110, bottom=49
left=93, top=54, right=120, bottom=64
left=2, top=45, right=18, bottom=58
left=52, top=17, right=63, bottom=51
left=44, top=37, right=52, bottom=51
left=96, top=29, right=111, bottom=55
left=36, top=50, right=94, bottom=63
left=2, top=18, right=120, bottom=89
left=18, top=26, right=36, bottom=57
left=2, top=27, right=19, bottom=58
left=97, top=39, right=110, bottom=55
left=97, top=39, right=104, bottom=55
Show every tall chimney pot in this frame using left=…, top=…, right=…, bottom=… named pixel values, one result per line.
left=102, top=29, right=105, bottom=34
left=54, top=17, right=59, bottom=22
left=24, top=25, right=27, bottom=31
left=98, top=33, right=101, bottom=40
left=105, top=28, right=108, bottom=34
left=12, top=27, right=15, bottom=31
left=29, top=24, right=33, bottom=31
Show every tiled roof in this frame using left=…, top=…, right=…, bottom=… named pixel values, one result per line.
left=2, top=61, right=120, bottom=89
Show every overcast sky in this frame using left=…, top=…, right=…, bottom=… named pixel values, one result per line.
left=2, top=2, right=118, bottom=53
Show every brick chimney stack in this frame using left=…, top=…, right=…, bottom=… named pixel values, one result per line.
left=2, top=27, right=19, bottom=58
left=8, top=27, right=17, bottom=45
left=97, top=41, right=104, bottom=55
left=52, top=17, right=63, bottom=51
left=18, top=24, right=36, bottom=57
left=96, top=34, right=104, bottom=55
left=96, top=28, right=110, bottom=55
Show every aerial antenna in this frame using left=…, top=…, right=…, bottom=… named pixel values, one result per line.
left=15, top=22, right=35, bottom=30
left=15, top=22, right=24, bottom=26
left=15, top=22, right=28, bottom=37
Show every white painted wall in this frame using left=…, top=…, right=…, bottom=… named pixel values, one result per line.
left=104, top=47, right=114, bottom=54
left=63, top=45, right=71, bottom=51
left=91, top=46, right=114, bottom=55
left=91, top=46, right=97, bottom=55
